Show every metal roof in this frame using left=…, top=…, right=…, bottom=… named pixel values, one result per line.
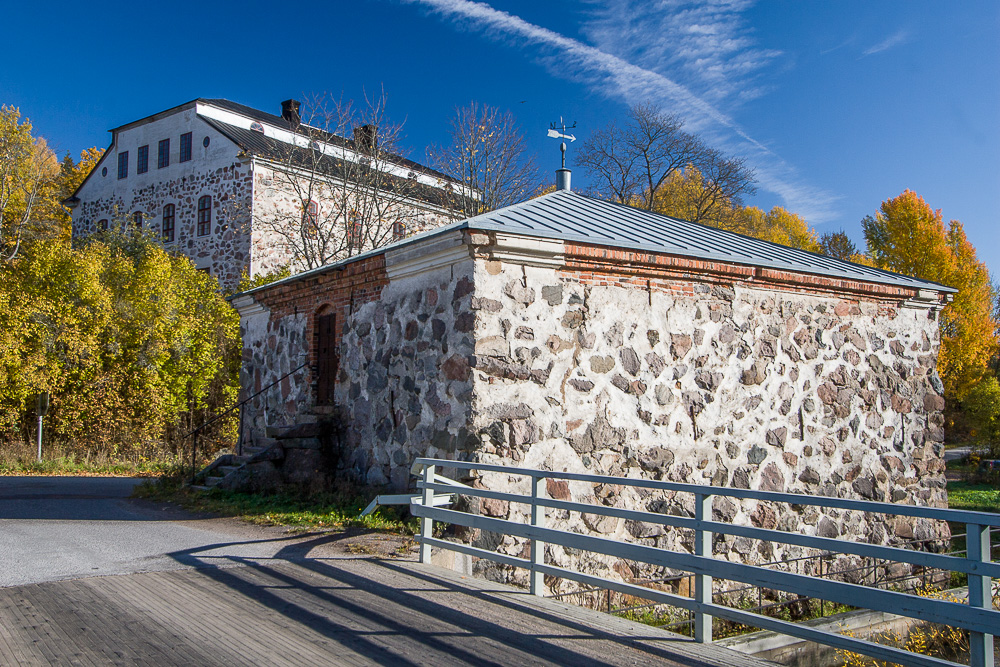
left=235, top=189, right=954, bottom=299
left=453, top=190, right=954, bottom=293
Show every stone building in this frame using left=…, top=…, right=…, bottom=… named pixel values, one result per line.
left=64, top=98, right=458, bottom=291
left=232, top=185, right=954, bottom=578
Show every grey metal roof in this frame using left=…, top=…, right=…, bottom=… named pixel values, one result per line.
left=454, top=190, right=954, bottom=293
left=235, top=189, right=954, bottom=299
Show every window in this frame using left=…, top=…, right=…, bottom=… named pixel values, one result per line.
left=393, top=220, right=406, bottom=241
left=303, top=200, right=318, bottom=238
left=98, top=219, right=108, bottom=231
left=118, top=151, right=128, bottom=179
left=250, top=122, right=264, bottom=134
left=179, top=132, right=192, bottom=162
left=202, top=136, right=210, bottom=148
left=132, top=211, right=143, bottom=228
left=162, top=204, right=175, bottom=242
left=346, top=210, right=361, bottom=250
left=197, top=195, right=212, bottom=235
left=137, top=145, right=149, bottom=174
left=158, top=139, right=170, bottom=168
left=101, top=167, right=107, bottom=177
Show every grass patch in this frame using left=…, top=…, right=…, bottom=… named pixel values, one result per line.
left=947, top=480, right=1000, bottom=514
left=134, top=477, right=415, bottom=533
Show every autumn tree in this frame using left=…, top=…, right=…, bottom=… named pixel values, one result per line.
left=0, top=230, right=238, bottom=455
left=578, top=104, right=755, bottom=222
left=430, top=101, right=540, bottom=218
left=729, top=205, right=821, bottom=253
left=863, top=190, right=998, bottom=403
left=0, top=106, right=59, bottom=260
left=252, top=91, right=440, bottom=271
left=819, top=231, right=858, bottom=260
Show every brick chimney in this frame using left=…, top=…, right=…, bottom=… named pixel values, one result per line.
left=281, top=99, right=301, bottom=129
left=353, top=125, right=377, bottom=153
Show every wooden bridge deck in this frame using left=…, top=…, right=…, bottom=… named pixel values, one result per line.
left=0, top=557, right=775, bottom=666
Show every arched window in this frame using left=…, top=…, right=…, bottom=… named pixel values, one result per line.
left=197, top=195, right=212, bottom=236
left=162, top=204, right=175, bottom=242
left=303, top=200, right=318, bottom=238
left=132, top=211, right=143, bottom=228
left=393, top=220, right=406, bottom=241
left=250, top=122, right=264, bottom=134
left=98, top=219, right=108, bottom=231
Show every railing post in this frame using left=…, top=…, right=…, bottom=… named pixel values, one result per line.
left=694, top=491, right=713, bottom=643
left=420, top=464, right=435, bottom=565
left=967, top=523, right=994, bottom=667
left=530, top=474, right=545, bottom=596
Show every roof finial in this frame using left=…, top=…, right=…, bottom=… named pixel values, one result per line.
left=547, top=118, right=576, bottom=191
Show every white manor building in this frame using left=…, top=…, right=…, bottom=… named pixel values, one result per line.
left=65, top=98, right=460, bottom=290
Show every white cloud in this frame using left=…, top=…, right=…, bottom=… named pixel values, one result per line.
left=404, top=0, right=840, bottom=223
left=862, top=29, right=909, bottom=57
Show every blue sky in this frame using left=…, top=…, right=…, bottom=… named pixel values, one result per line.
left=3, top=1, right=997, bottom=276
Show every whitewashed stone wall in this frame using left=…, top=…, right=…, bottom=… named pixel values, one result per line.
left=460, top=258, right=948, bottom=589
left=249, top=163, right=456, bottom=278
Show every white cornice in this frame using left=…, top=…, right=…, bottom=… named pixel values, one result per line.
left=385, top=230, right=471, bottom=280
left=231, top=294, right=267, bottom=317
left=488, top=233, right=565, bottom=268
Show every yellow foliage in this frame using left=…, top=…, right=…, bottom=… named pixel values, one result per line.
left=0, top=232, right=239, bottom=454
left=864, top=190, right=999, bottom=401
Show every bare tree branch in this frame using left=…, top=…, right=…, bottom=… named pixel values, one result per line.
left=430, top=102, right=540, bottom=218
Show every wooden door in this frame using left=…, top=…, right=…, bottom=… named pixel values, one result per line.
left=316, top=313, right=337, bottom=405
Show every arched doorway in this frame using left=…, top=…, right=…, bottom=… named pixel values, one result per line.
left=315, top=307, right=337, bottom=405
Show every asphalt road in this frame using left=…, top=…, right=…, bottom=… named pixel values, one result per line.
left=0, top=475, right=340, bottom=588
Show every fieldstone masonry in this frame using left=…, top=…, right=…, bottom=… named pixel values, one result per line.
left=235, top=224, right=951, bottom=592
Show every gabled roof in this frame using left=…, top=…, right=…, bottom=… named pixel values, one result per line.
left=452, top=190, right=954, bottom=293
left=236, top=189, right=954, bottom=298
left=196, top=100, right=457, bottom=184
left=200, top=117, right=456, bottom=208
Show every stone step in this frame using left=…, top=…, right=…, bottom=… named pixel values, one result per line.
left=266, top=423, right=320, bottom=439
left=189, top=485, right=211, bottom=492
left=216, top=465, right=241, bottom=476
left=204, top=476, right=223, bottom=487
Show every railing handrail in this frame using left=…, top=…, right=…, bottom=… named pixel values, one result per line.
left=183, top=362, right=309, bottom=441
left=411, top=457, right=1000, bottom=527
left=410, top=458, right=997, bottom=667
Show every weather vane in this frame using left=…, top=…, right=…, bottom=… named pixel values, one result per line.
left=547, top=118, right=577, bottom=169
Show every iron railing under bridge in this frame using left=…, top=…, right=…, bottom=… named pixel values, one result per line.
left=407, top=458, right=1000, bottom=667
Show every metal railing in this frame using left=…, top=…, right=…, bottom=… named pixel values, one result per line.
left=409, top=457, right=999, bottom=667
left=184, top=363, right=308, bottom=483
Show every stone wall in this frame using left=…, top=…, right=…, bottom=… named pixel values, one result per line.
left=460, top=249, right=948, bottom=589
left=75, top=163, right=254, bottom=291
left=335, top=253, right=478, bottom=491
left=234, top=229, right=950, bottom=593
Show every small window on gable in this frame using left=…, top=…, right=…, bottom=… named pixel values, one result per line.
left=158, top=139, right=170, bottom=168
left=393, top=220, right=406, bottom=241
left=162, top=204, right=175, bottom=243
left=250, top=122, right=265, bottom=134
left=102, top=166, right=107, bottom=177
left=180, top=132, right=192, bottom=162
left=98, top=219, right=109, bottom=231
left=118, top=151, right=128, bottom=179
left=197, top=195, right=212, bottom=236
left=137, top=145, right=149, bottom=174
